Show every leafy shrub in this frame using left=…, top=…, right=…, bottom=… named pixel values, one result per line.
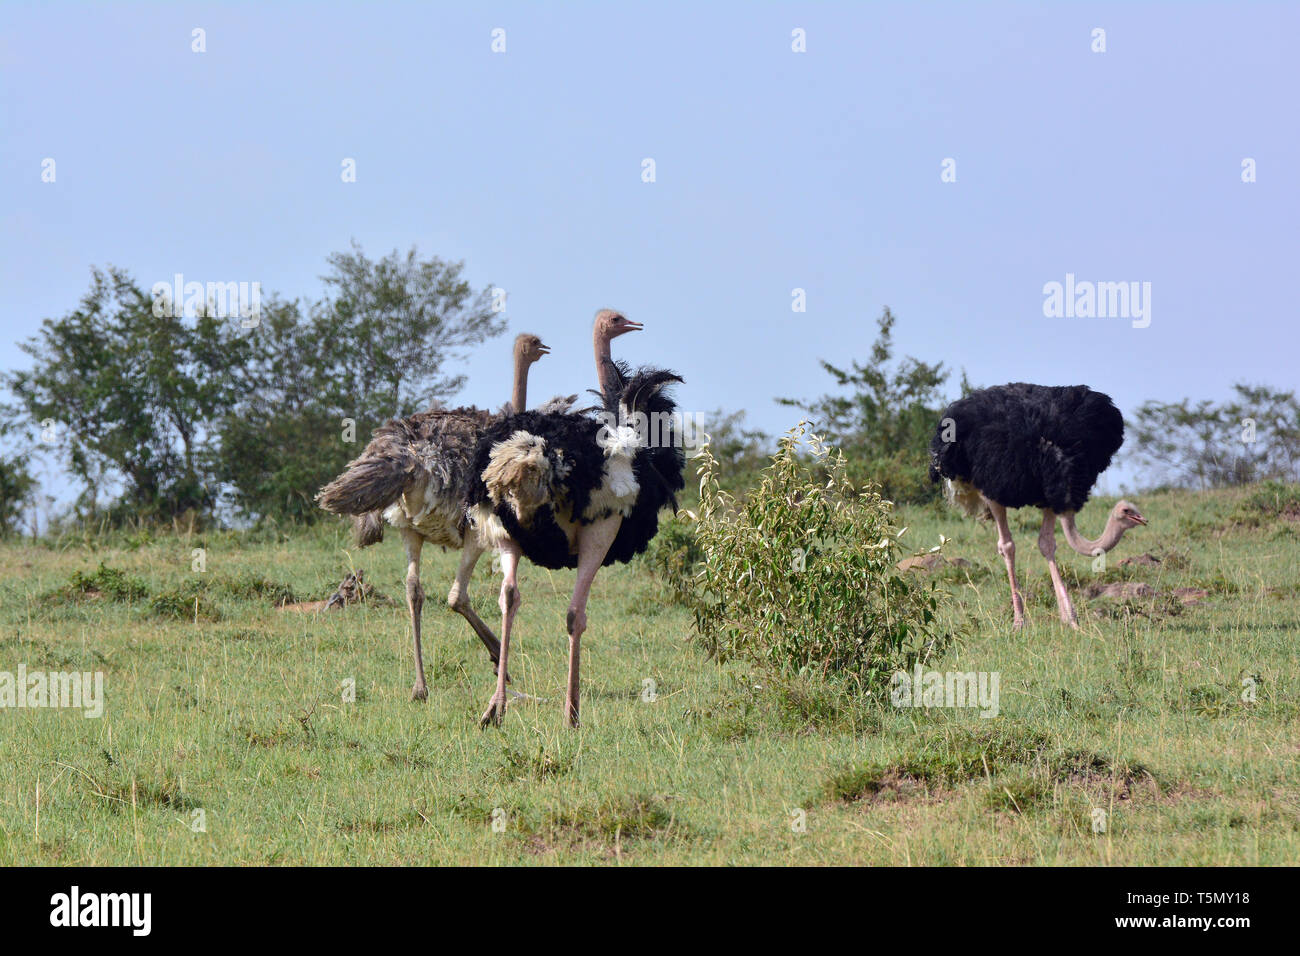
left=148, top=588, right=221, bottom=622
left=215, top=572, right=298, bottom=606
left=686, top=422, right=952, bottom=689
left=776, top=308, right=953, bottom=505
left=640, top=515, right=703, bottom=603
left=62, top=563, right=148, bottom=602
left=1229, top=480, right=1300, bottom=527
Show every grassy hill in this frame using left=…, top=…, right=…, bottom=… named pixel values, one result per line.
left=1, top=483, right=1296, bottom=864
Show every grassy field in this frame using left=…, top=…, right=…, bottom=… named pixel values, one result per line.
left=1, top=483, right=1297, bottom=865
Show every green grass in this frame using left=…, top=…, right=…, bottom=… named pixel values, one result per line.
left=0, top=484, right=1296, bottom=864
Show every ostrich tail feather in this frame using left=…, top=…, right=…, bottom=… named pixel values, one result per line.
left=316, top=449, right=416, bottom=516
left=352, top=511, right=385, bottom=547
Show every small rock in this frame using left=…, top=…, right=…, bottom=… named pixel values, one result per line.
left=1173, top=587, right=1209, bottom=606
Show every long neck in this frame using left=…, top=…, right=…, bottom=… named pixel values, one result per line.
left=1059, top=511, right=1127, bottom=556
left=595, top=328, right=617, bottom=399
left=510, top=352, right=529, bottom=413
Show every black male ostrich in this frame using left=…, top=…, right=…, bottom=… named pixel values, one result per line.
left=928, top=383, right=1147, bottom=629
left=465, top=359, right=686, bottom=727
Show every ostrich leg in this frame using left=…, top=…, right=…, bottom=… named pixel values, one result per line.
left=984, top=499, right=1026, bottom=629
left=400, top=529, right=429, bottom=700
left=564, top=515, right=623, bottom=728
left=448, top=539, right=510, bottom=682
left=479, top=541, right=523, bottom=728
left=1039, top=511, right=1079, bottom=628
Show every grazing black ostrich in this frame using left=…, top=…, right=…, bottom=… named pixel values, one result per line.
left=465, top=359, right=686, bottom=727
left=316, top=334, right=560, bottom=699
left=928, top=383, right=1147, bottom=629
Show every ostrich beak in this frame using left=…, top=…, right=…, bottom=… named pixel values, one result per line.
left=1131, top=513, right=1147, bottom=525
left=537, top=343, right=550, bottom=355
left=623, top=320, right=644, bottom=332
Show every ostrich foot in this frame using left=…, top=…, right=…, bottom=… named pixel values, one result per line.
left=1053, top=590, right=1079, bottom=628
left=411, top=682, right=428, bottom=702
left=1010, top=594, right=1026, bottom=630
left=1011, top=597, right=1026, bottom=630
left=478, top=693, right=507, bottom=728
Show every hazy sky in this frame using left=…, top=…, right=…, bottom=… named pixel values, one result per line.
left=3, top=1, right=1297, bottom=502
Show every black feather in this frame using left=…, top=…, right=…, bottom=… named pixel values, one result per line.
left=929, top=383, right=1124, bottom=513
left=466, top=366, right=686, bottom=569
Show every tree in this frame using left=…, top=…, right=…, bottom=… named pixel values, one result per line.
left=210, top=297, right=341, bottom=521
left=10, top=246, right=510, bottom=525
left=213, top=245, right=506, bottom=522
left=310, top=242, right=506, bottom=421
left=0, top=448, right=36, bottom=536
left=777, top=307, right=950, bottom=503
left=1130, top=384, right=1300, bottom=488
left=8, top=267, right=249, bottom=521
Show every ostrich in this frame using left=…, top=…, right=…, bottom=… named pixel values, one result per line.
left=928, top=383, right=1147, bottom=629
left=315, top=314, right=644, bottom=701
left=316, top=333, right=556, bottom=700
left=465, top=358, right=686, bottom=728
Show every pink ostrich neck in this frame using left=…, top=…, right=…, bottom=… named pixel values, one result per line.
left=1059, top=511, right=1127, bottom=556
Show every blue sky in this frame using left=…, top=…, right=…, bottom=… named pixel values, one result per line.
left=2, top=1, right=1297, bottom=504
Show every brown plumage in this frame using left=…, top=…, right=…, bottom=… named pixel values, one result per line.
left=315, top=335, right=552, bottom=700
left=317, top=405, right=496, bottom=547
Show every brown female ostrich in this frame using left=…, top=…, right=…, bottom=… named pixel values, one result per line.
left=929, top=383, right=1147, bottom=629
left=316, top=334, right=554, bottom=699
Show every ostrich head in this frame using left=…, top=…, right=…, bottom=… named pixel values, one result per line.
left=514, top=333, right=550, bottom=365
left=594, top=309, right=643, bottom=343
left=1060, top=499, right=1147, bottom=556
left=1112, top=500, right=1147, bottom=529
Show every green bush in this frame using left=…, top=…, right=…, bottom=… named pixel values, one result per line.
left=685, top=422, right=952, bottom=689
left=214, top=571, right=298, bottom=606
left=639, top=515, right=703, bottom=603
left=1229, top=480, right=1300, bottom=527
left=62, top=563, right=148, bottom=602
left=148, top=588, right=221, bottom=622
left=776, top=308, right=952, bottom=505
